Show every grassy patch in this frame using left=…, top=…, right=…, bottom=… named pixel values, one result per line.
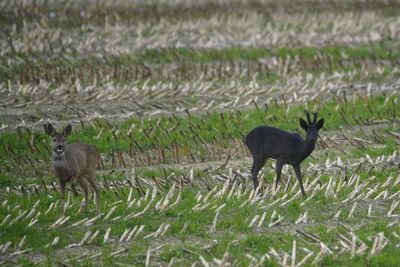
left=2, top=43, right=400, bottom=84
left=0, top=94, right=398, bottom=180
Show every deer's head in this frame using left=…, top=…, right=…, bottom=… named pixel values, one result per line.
left=44, top=123, right=72, bottom=155
left=299, top=112, right=324, bottom=143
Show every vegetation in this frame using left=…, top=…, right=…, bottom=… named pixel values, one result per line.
left=0, top=0, right=399, bottom=266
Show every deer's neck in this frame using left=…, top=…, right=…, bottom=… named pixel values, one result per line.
left=301, top=139, right=316, bottom=159
left=53, top=153, right=65, bottom=169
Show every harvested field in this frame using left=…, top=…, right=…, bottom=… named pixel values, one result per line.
left=0, top=0, right=399, bottom=266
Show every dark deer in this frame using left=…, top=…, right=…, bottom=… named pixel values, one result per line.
left=44, top=123, right=101, bottom=214
left=245, top=112, right=324, bottom=196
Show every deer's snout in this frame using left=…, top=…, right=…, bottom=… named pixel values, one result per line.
left=306, top=135, right=317, bottom=143
left=55, top=144, right=65, bottom=153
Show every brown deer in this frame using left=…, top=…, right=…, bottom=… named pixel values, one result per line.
left=44, top=123, right=101, bottom=214
left=245, top=112, right=324, bottom=197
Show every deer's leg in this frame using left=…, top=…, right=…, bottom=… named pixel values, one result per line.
left=69, top=176, right=79, bottom=196
left=293, top=164, right=306, bottom=197
left=60, top=181, right=66, bottom=214
left=71, top=183, right=79, bottom=197
left=251, top=155, right=266, bottom=190
left=274, top=160, right=284, bottom=194
left=78, top=178, right=90, bottom=210
left=87, top=171, right=101, bottom=215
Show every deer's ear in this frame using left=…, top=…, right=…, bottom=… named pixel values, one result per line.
left=62, top=125, right=72, bottom=137
left=44, top=123, right=56, bottom=136
left=316, top=118, right=324, bottom=130
left=299, top=118, right=308, bottom=131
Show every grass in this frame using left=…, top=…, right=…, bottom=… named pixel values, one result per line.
left=0, top=93, right=398, bottom=179
left=0, top=62, right=400, bottom=266
left=1, top=42, right=400, bottom=84
left=134, top=44, right=400, bottom=65
left=1, top=163, right=399, bottom=265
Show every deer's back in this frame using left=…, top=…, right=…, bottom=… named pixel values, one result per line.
left=246, top=126, right=303, bottom=160
left=64, top=143, right=97, bottom=172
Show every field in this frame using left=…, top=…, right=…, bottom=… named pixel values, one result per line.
left=1, top=0, right=400, bottom=266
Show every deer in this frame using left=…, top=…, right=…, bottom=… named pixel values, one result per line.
left=245, top=112, right=324, bottom=197
left=44, top=123, right=101, bottom=214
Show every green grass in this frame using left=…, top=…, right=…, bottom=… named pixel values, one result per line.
left=2, top=43, right=400, bottom=84
left=149, top=44, right=397, bottom=64
left=0, top=93, right=398, bottom=179
left=1, top=162, right=399, bottom=265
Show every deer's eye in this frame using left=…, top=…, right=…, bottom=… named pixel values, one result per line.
left=53, top=138, right=56, bottom=142
left=62, top=139, right=65, bottom=142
